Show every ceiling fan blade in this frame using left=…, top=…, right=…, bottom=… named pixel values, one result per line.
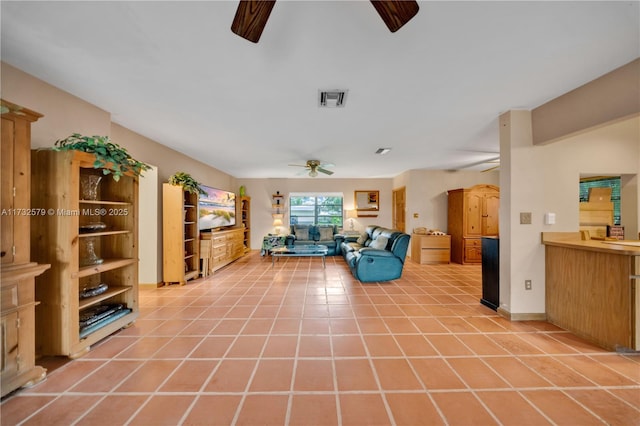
left=370, top=0, right=419, bottom=33
left=317, top=167, right=334, bottom=175
left=482, top=165, right=500, bottom=173
left=231, top=0, right=276, bottom=43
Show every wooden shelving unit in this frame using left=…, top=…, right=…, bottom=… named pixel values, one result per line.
left=30, top=149, right=139, bottom=359
left=239, top=196, right=251, bottom=253
left=0, top=100, right=50, bottom=396
left=272, top=192, right=285, bottom=217
left=162, top=183, right=199, bottom=285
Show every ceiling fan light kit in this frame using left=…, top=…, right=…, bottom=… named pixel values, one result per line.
left=289, top=160, right=335, bottom=178
left=231, top=0, right=419, bottom=43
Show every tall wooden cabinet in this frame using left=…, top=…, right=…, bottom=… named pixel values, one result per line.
left=162, top=183, right=199, bottom=285
left=447, top=184, right=499, bottom=264
left=31, top=149, right=139, bottom=358
left=239, top=196, right=251, bottom=253
left=0, top=100, right=49, bottom=396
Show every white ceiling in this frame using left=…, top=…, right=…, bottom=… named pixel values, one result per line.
left=2, top=1, right=639, bottom=178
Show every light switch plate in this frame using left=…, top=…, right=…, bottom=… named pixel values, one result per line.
left=544, top=212, right=556, bottom=225
left=520, top=212, right=532, bottom=224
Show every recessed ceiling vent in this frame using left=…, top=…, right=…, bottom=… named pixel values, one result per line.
left=319, top=90, right=348, bottom=108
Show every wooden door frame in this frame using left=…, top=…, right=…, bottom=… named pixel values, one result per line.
left=392, top=186, right=406, bottom=233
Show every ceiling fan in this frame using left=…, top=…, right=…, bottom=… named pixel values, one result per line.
left=447, top=153, right=500, bottom=173
left=231, top=0, right=420, bottom=43
left=289, top=160, right=334, bottom=177
left=481, top=159, right=500, bottom=173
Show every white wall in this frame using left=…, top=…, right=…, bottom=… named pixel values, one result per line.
left=501, top=113, right=639, bottom=315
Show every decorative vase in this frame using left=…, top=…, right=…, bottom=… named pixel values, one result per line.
left=239, top=185, right=246, bottom=197
left=79, top=237, right=103, bottom=267
left=80, top=174, right=103, bottom=200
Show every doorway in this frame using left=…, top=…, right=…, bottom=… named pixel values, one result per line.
left=392, top=186, right=406, bottom=232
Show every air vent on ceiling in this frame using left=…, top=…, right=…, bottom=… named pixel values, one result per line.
left=319, top=90, right=348, bottom=108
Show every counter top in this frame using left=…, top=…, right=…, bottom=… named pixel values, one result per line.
left=541, top=232, right=640, bottom=256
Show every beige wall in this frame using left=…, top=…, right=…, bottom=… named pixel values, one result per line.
left=236, top=178, right=395, bottom=250
left=2, top=62, right=111, bottom=145
left=2, top=62, right=236, bottom=284
left=501, top=113, right=639, bottom=316
left=532, top=58, right=640, bottom=145
left=238, top=171, right=499, bottom=256
left=110, top=124, right=235, bottom=192
left=404, top=169, right=499, bottom=234
left=2, top=62, right=236, bottom=191
left=502, top=58, right=640, bottom=316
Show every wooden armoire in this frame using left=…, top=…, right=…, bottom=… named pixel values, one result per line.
left=447, top=184, right=499, bottom=264
left=1, top=100, right=49, bottom=396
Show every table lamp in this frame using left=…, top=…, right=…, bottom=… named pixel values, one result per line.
left=346, top=209, right=357, bottom=231
left=273, top=218, right=284, bottom=235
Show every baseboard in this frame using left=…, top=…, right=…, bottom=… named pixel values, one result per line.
left=497, top=307, right=547, bottom=321
left=139, top=281, right=164, bottom=288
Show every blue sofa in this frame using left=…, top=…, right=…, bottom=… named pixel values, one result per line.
left=285, top=224, right=343, bottom=256
left=340, top=225, right=410, bottom=282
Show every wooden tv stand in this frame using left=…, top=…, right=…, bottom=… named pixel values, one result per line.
left=200, top=228, right=245, bottom=275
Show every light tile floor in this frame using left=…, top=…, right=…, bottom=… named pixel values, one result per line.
left=2, top=252, right=639, bottom=425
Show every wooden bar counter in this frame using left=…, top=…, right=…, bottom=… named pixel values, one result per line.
left=542, top=232, right=640, bottom=351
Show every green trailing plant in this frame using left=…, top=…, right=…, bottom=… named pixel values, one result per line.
left=54, top=133, right=150, bottom=181
left=168, top=171, right=206, bottom=195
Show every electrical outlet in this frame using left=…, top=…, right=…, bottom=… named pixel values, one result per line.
left=520, top=212, right=532, bottom=224
left=525, top=280, right=532, bottom=290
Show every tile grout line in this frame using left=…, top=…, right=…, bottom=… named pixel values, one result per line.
left=228, top=260, right=298, bottom=426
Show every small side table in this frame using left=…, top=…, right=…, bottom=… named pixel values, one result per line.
left=261, top=235, right=286, bottom=256
left=411, top=234, right=451, bottom=264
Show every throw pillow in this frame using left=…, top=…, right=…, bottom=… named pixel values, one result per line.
left=318, top=226, right=334, bottom=241
left=356, top=232, right=368, bottom=245
left=294, top=226, right=309, bottom=240
left=369, top=235, right=388, bottom=250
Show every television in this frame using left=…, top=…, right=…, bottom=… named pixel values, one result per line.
left=198, top=185, right=236, bottom=231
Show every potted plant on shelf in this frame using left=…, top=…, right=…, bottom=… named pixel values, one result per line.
left=54, top=133, right=150, bottom=181
left=168, top=172, right=206, bottom=195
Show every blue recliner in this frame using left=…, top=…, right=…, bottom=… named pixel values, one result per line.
left=340, top=226, right=410, bottom=282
